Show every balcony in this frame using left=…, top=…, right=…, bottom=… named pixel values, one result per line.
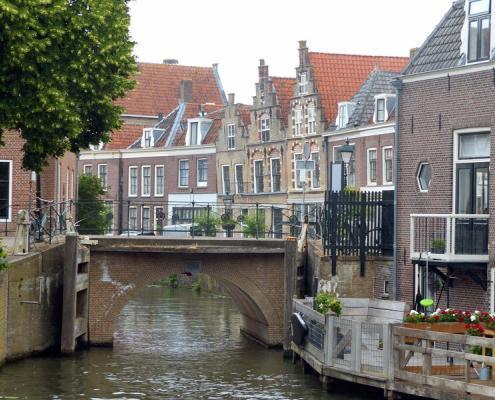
left=410, top=214, right=489, bottom=264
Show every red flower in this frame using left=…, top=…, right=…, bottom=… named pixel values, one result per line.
left=434, top=316, right=440, bottom=321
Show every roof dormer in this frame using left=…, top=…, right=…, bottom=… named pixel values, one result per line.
left=461, top=0, right=493, bottom=63
left=186, top=108, right=212, bottom=146
left=336, top=102, right=355, bottom=129
left=373, top=94, right=396, bottom=124
left=141, top=128, right=154, bottom=148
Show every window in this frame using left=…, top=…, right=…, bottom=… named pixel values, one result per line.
left=299, top=72, right=308, bottom=94
left=142, top=206, right=151, bottom=232
left=311, top=152, right=320, bottom=188
left=368, top=149, right=377, bottom=185
left=143, top=129, right=153, bottom=148
left=383, top=147, right=393, bottom=185
left=295, top=108, right=303, bottom=136
left=227, top=124, right=236, bottom=149
left=458, top=132, right=490, bottom=159
left=83, top=165, right=92, bottom=176
left=235, top=164, right=244, bottom=194
left=222, top=165, right=230, bottom=194
left=129, top=207, right=138, bottom=231
left=272, top=208, right=283, bottom=239
left=129, top=166, right=138, bottom=196
left=376, top=98, right=386, bottom=123
left=417, top=163, right=432, bottom=192
left=271, top=158, right=281, bottom=192
left=142, top=166, right=151, bottom=196
left=294, top=153, right=304, bottom=189
left=0, top=161, right=11, bottom=221
left=172, top=206, right=207, bottom=224
left=338, top=104, right=348, bottom=128
left=254, top=160, right=264, bottom=193
left=261, top=117, right=270, bottom=142
left=154, top=207, right=165, bottom=234
left=307, top=106, right=316, bottom=134
left=468, top=0, right=491, bottom=62
left=334, top=145, right=356, bottom=188
left=190, top=122, right=199, bottom=145
left=155, top=165, right=164, bottom=196
left=179, top=160, right=189, bottom=187
left=197, top=159, right=208, bottom=187
left=98, top=164, right=108, bottom=190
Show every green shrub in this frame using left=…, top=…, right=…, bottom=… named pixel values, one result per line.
left=77, top=174, right=112, bottom=235
left=0, top=241, right=8, bottom=271
left=194, top=211, right=220, bottom=237
left=242, top=213, right=267, bottom=238
left=167, top=274, right=178, bottom=288
left=315, top=293, right=343, bottom=317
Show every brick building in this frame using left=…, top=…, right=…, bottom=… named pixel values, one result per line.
left=395, top=0, right=495, bottom=312
left=79, top=61, right=226, bottom=234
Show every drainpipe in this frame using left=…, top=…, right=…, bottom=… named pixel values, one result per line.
left=391, top=77, right=403, bottom=301
left=324, top=135, right=330, bottom=190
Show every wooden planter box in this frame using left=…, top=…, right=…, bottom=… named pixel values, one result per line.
left=402, top=322, right=467, bottom=344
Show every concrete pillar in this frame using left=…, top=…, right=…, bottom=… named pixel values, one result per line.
left=283, top=238, right=298, bottom=352
left=13, top=210, right=29, bottom=255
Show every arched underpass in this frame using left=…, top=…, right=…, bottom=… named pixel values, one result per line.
left=87, top=237, right=292, bottom=347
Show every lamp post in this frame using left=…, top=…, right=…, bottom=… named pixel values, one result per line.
left=223, top=191, right=234, bottom=238
left=339, top=138, right=354, bottom=188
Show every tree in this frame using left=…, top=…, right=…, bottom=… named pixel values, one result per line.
left=77, top=174, right=111, bottom=235
left=242, top=213, right=267, bottom=238
left=0, top=0, right=136, bottom=172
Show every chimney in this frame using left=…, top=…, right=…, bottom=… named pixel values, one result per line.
left=298, top=40, right=309, bottom=66
left=258, top=59, right=269, bottom=81
left=228, top=93, right=235, bottom=106
left=409, top=48, right=419, bottom=59
left=180, top=80, right=193, bottom=103
left=163, top=59, right=179, bottom=65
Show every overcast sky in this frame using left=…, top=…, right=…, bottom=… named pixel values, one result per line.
left=129, top=0, right=454, bottom=103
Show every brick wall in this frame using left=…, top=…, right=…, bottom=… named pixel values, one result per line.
left=397, top=69, right=495, bottom=311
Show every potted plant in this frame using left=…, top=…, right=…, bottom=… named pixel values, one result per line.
left=431, top=239, right=446, bottom=254
left=315, top=292, right=343, bottom=317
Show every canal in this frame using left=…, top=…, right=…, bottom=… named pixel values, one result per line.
left=0, top=286, right=374, bottom=399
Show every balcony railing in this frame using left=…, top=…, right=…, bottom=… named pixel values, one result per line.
left=410, top=214, right=489, bottom=263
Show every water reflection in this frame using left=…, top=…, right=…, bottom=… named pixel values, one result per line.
left=0, top=286, right=371, bottom=399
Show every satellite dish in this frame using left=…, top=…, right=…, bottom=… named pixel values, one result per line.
left=303, top=142, right=311, bottom=160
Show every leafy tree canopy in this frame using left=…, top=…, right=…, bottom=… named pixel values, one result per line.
left=77, top=174, right=112, bottom=235
left=0, top=0, right=136, bottom=172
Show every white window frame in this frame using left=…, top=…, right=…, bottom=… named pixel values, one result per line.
left=270, top=157, right=281, bottom=193
left=382, top=146, right=393, bottom=185
left=337, top=102, right=349, bottom=129
left=260, top=117, right=270, bottom=142
left=253, top=160, right=264, bottom=194
left=367, top=148, right=377, bottom=186
left=129, top=206, right=138, bottom=231
left=154, top=165, right=164, bottom=197
left=227, top=124, right=236, bottom=150
left=97, top=164, right=108, bottom=191
left=187, top=121, right=200, bottom=146
left=417, top=162, right=432, bottom=193
left=197, top=158, right=208, bottom=187
left=307, top=105, right=316, bottom=135
left=154, top=206, right=165, bottom=234
left=141, top=165, right=151, bottom=197
left=141, top=206, right=151, bottom=232
left=142, top=128, right=154, bottom=148
left=83, top=164, right=93, bottom=176
left=299, top=72, right=308, bottom=94
left=294, top=153, right=304, bottom=190
left=221, top=165, right=230, bottom=195
left=310, top=152, right=320, bottom=189
left=178, top=159, right=189, bottom=188
left=294, top=108, right=303, bottom=136
left=235, top=163, right=244, bottom=194
left=0, top=160, right=12, bottom=222
left=128, top=166, right=138, bottom=197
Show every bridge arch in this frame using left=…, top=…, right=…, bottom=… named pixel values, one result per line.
left=87, top=237, right=286, bottom=347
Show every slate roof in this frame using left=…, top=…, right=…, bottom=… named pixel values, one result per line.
left=308, top=52, right=409, bottom=123
left=403, top=0, right=465, bottom=75
left=272, top=77, right=296, bottom=126
left=347, top=70, right=397, bottom=127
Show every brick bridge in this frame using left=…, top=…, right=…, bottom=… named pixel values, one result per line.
left=86, top=237, right=296, bottom=347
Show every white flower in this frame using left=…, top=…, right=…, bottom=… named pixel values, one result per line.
left=436, top=308, right=442, bottom=314
left=420, top=313, right=425, bottom=317
left=471, top=315, right=477, bottom=322
left=445, top=308, right=451, bottom=312
left=410, top=310, right=419, bottom=315
left=475, top=310, right=481, bottom=315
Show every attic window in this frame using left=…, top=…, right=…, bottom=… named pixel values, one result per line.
left=299, top=72, right=308, bottom=95
left=376, top=99, right=386, bottom=123
left=190, top=122, right=198, bottom=145
left=373, top=94, right=395, bottom=124
left=467, top=0, right=491, bottom=62
left=337, top=102, right=352, bottom=129
left=143, top=129, right=153, bottom=148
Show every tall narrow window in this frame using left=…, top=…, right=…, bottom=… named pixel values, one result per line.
left=98, top=164, right=108, bottom=190
left=368, top=149, right=377, bottom=185
left=179, top=160, right=189, bottom=187
left=235, top=164, right=244, bottom=194
left=338, top=104, right=348, bottom=128
left=143, top=129, right=152, bottom=148
left=295, top=153, right=304, bottom=189
left=190, top=122, right=198, bottom=145
left=142, top=166, right=151, bottom=196
left=307, top=106, right=316, bottom=134
left=154, top=207, right=164, bottom=234
left=142, top=206, right=151, bottom=232
left=376, top=98, right=386, bottom=123
left=0, top=161, right=11, bottom=220
left=261, top=117, right=270, bottom=142
left=197, top=159, right=208, bottom=187
left=271, top=158, right=281, bottom=192
left=272, top=208, right=283, bottom=239
left=222, top=165, right=230, bottom=194
left=129, top=166, right=138, bottom=196
left=383, top=147, right=393, bottom=184
left=295, top=108, right=303, bottom=136
left=254, top=160, right=264, bottom=193
left=129, top=207, right=137, bottom=231
left=155, top=165, right=164, bottom=196
left=299, top=72, right=308, bottom=94
left=311, top=152, right=320, bottom=188
left=227, top=124, right=236, bottom=149
left=104, top=201, right=114, bottom=235
left=468, top=0, right=491, bottom=62
left=83, top=165, right=93, bottom=176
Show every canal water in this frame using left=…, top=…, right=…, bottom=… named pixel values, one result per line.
left=0, top=286, right=374, bottom=399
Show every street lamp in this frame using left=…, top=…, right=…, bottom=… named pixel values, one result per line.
left=340, top=138, right=354, bottom=188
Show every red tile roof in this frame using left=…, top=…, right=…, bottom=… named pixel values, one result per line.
left=308, top=52, right=408, bottom=123
left=172, top=103, right=224, bottom=146
left=106, top=123, right=144, bottom=150
left=238, top=105, right=252, bottom=128
left=116, top=63, right=225, bottom=116
left=272, top=77, right=295, bottom=126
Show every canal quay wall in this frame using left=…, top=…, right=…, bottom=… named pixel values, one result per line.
left=0, top=244, right=65, bottom=365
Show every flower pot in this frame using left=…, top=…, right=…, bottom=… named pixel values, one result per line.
left=431, top=246, right=445, bottom=254
left=480, top=366, right=491, bottom=381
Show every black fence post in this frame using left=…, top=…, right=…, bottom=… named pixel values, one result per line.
left=331, top=191, right=338, bottom=276
left=359, top=192, right=367, bottom=277
left=127, top=200, right=131, bottom=237
left=191, top=201, right=195, bottom=238
left=49, top=203, right=52, bottom=244
left=255, top=203, right=259, bottom=239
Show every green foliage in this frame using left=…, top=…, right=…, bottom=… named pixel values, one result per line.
left=315, top=293, right=343, bottom=317
left=0, top=240, right=8, bottom=271
left=77, top=174, right=112, bottom=235
left=0, top=0, right=136, bottom=171
left=192, top=282, right=201, bottom=293
left=193, top=211, right=219, bottom=237
left=242, top=213, right=267, bottom=238
left=167, top=274, right=178, bottom=288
